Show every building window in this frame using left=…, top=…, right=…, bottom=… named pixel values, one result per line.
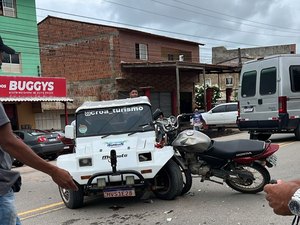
left=205, top=78, right=211, bottom=87
left=260, top=67, right=276, bottom=95
left=168, top=54, right=174, bottom=61
left=290, top=65, right=300, bottom=92
left=0, top=0, right=16, bottom=17
left=1, top=52, right=21, bottom=73
left=135, top=43, right=148, bottom=60
left=226, top=77, right=233, bottom=86
left=241, top=70, right=257, bottom=98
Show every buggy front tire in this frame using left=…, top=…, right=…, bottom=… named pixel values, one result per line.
left=59, top=184, right=84, bottom=209
left=153, top=159, right=183, bottom=200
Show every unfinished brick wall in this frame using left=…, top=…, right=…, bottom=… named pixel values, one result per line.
left=119, top=31, right=200, bottom=63
left=38, top=16, right=122, bottom=83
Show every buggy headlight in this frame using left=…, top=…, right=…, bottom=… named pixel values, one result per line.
left=126, top=176, right=135, bottom=185
left=79, top=158, right=92, bottom=167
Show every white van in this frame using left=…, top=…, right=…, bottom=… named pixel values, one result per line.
left=237, top=54, right=300, bottom=140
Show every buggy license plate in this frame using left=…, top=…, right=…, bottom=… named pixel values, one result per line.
left=266, top=154, right=277, bottom=166
left=103, top=188, right=135, bottom=198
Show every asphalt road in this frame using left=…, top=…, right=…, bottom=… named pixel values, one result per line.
left=14, top=131, right=300, bottom=225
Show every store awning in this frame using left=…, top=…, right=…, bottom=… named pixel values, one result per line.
left=0, top=97, right=73, bottom=102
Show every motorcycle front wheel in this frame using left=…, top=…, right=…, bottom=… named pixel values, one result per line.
left=225, top=162, right=270, bottom=194
left=180, top=167, right=193, bottom=195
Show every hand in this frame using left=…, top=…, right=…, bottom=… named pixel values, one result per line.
left=50, top=167, right=79, bottom=191
left=264, top=180, right=299, bottom=215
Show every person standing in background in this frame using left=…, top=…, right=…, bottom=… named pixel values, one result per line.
left=191, top=108, right=203, bottom=131
left=129, top=88, right=139, bottom=98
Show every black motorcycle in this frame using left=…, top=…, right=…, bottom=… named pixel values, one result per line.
left=153, top=110, right=279, bottom=195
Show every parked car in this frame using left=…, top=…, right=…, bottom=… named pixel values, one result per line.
left=45, top=129, right=75, bottom=154
left=201, top=102, right=238, bottom=130
left=13, top=129, right=65, bottom=160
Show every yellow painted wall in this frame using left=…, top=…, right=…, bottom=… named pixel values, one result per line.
left=16, top=103, right=36, bottom=129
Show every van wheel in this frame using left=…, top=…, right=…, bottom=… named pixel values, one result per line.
left=250, top=133, right=271, bottom=141
left=295, top=125, right=300, bottom=141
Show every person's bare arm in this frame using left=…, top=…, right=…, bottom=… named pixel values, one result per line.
left=264, top=180, right=300, bottom=215
left=0, top=122, right=78, bottom=191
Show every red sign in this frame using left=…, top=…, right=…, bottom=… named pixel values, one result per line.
left=0, top=76, right=67, bottom=97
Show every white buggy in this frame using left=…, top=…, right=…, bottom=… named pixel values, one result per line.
left=57, top=96, right=184, bottom=208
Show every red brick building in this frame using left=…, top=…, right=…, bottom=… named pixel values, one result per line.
left=38, top=16, right=205, bottom=117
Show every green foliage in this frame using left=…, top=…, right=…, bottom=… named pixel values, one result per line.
left=195, top=85, right=221, bottom=109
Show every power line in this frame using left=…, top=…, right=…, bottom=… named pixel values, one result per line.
left=11, top=1, right=299, bottom=46
left=1, top=1, right=298, bottom=65
left=170, top=0, right=300, bottom=32
left=101, top=0, right=300, bottom=38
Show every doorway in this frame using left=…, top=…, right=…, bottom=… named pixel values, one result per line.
left=180, top=92, right=192, bottom=113
left=3, top=104, right=19, bottom=130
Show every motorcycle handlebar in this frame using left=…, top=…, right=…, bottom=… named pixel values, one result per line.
left=155, top=113, right=194, bottom=133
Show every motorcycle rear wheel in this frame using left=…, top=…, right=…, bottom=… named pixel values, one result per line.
left=225, top=163, right=270, bottom=194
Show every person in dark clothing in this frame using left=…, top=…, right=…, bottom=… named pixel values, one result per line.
left=0, top=36, right=78, bottom=225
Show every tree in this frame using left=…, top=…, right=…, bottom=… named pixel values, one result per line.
left=195, top=85, right=221, bottom=109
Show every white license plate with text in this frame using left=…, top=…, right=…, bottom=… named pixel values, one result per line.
left=103, top=188, right=135, bottom=198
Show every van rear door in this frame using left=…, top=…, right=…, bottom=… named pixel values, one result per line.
left=239, top=57, right=279, bottom=127
left=281, top=57, right=300, bottom=119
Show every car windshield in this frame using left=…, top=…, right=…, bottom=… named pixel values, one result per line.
left=76, top=104, right=154, bottom=137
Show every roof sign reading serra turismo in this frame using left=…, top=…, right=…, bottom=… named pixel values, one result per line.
left=0, top=76, right=73, bottom=102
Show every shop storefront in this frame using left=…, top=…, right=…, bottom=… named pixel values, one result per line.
left=0, top=76, right=73, bottom=130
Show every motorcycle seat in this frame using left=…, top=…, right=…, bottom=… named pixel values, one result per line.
left=207, top=139, right=266, bottom=159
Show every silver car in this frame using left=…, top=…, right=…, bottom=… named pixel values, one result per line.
left=201, top=102, right=238, bottom=130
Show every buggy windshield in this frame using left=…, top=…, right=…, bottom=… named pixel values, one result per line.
left=76, top=104, right=154, bottom=137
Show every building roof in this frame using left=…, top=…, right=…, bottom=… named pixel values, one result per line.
left=38, top=16, right=203, bottom=46
left=121, top=61, right=241, bottom=74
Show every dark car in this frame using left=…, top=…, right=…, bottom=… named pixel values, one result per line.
left=13, top=129, right=65, bottom=160
left=45, top=130, right=75, bottom=155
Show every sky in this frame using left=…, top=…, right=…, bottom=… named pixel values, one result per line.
left=35, top=0, right=300, bottom=63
